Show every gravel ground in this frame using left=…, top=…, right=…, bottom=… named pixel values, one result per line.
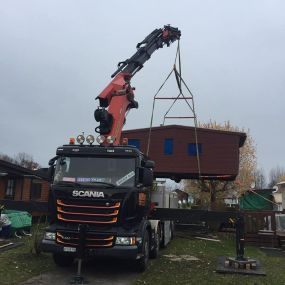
left=18, top=258, right=137, bottom=285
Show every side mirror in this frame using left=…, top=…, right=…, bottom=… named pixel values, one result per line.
left=139, top=167, right=153, bottom=187
left=47, top=166, right=55, bottom=182
left=144, top=160, right=155, bottom=169
left=49, top=156, right=58, bottom=166
left=47, top=156, right=57, bottom=182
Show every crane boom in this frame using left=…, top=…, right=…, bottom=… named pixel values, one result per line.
left=95, top=25, right=181, bottom=145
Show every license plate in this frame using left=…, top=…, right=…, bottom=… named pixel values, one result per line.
left=63, top=247, right=76, bottom=252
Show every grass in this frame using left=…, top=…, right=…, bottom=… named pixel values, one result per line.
left=1, top=228, right=285, bottom=285
left=0, top=225, right=55, bottom=285
left=133, top=234, right=285, bottom=285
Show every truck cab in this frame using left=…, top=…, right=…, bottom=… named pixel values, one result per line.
left=41, top=140, right=156, bottom=271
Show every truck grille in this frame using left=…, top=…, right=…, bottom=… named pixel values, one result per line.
left=56, top=229, right=114, bottom=248
left=56, top=199, right=120, bottom=224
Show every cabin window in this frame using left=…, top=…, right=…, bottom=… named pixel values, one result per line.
left=188, top=143, right=202, bottom=156
left=164, top=138, right=173, bottom=155
left=30, top=179, right=42, bottom=200
left=5, top=179, right=15, bottom=199
left=128, top=139, right=140, bottom=150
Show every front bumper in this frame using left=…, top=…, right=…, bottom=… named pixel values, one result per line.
left=41, top=239, right=140, bottom=260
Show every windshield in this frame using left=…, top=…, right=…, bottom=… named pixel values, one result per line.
left=54, top=156, right=136, bottom=187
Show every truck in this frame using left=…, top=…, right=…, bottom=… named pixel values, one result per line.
left=41, top=25, right=181, bottom=271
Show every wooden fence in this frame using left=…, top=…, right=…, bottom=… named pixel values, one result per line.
left=242, top=210, right=285, bottom=247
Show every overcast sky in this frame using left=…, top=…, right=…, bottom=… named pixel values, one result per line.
left=0, top=1, right=284, bottom=179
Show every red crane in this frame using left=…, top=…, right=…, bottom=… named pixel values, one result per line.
left=94, top=25, right=181, bottom=145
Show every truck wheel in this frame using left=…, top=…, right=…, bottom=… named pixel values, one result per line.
left=170, top=221, right=175, bottom=240
left=136, top=231, right=149, bottom=272
left=149, top=231, right=159, bottom=259
left=160, top=223, right=166, bottom=249
left=53, top=253, right=74, bottom=267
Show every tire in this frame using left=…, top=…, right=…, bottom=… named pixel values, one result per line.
left=160, top=223, right=166, bottom=249
left=136, top=231, right=150, bottom=272
left=53, top=253, right=74, bottom=267
left=149, top=230, right=159, bottom=259
left=170, top=221, right=175, bottom=240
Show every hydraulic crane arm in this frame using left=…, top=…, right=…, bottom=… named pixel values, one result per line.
left=111, top=25, right=181, bottom=78
left=94, top=25, right=181, bottom=145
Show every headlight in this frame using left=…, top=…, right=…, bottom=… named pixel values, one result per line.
left=76, top=134, right=85, bottom=144
left=115, top=236, right=136, bottom=245
left=44, top=232, right=56, bottom=241
left=86, top=134, right=95, bottom=145
left=106, top=135, right=116, bottom=144
left=96, top=135, right=105, bottom=144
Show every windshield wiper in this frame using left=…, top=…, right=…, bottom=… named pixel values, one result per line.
left=55, top=181, right=117, bottom=188
left=55, top=181, right=82, bottom=187
left=90, top=181, right=116, bottom=188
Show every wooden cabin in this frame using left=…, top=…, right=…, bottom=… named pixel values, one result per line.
left=122, top=125, right=246, bottom=181
left=0, top=160, right=49, bottom=216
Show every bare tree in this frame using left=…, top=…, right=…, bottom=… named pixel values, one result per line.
left=0, top=153, right=14, bottom=163
left=0, top=152, right=40, bottom=170
left=14, top=152, right=41, bottom=170
left=254, top=168, right=267, bottom=189
left=268, top=166, right=285, bottom=188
